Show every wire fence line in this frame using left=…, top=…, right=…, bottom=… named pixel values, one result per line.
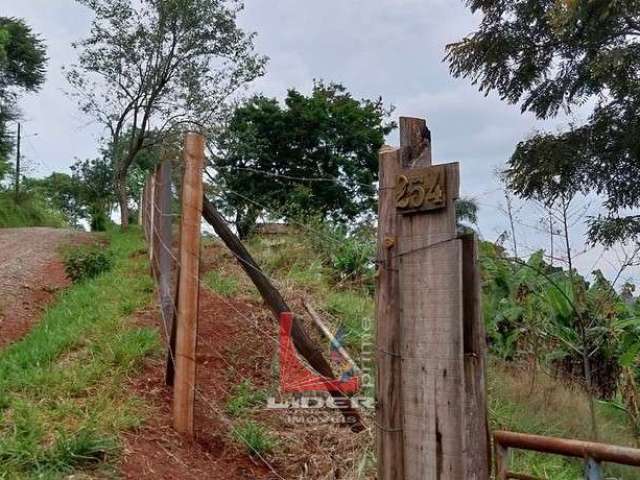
left=203, top=166, right=366, bottom=253
left=138, top=137, right=370, bottom=477
left=95, top=184, right=285, bottom=477
left=140, top=159, right=287, bottom=477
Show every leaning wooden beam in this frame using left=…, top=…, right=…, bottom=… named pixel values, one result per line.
left=201, top=194, right=364, bottom=432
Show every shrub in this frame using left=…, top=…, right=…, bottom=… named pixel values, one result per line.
left=324, top=291, right=373, bottom=349
left=64, top=245, right=113, bottom=283
left=330, top=234, right=375, bottom=282
left=89, top=209, right=110, bottom=232
left=204, top=271, right=240, bottom=297
left=231, top=421, right=277, bottom=456
left=0, top=192, right=66, bottom=228
left=304, top=218, right=375, bottom=284
left=225, top=380, right=267, bottom=417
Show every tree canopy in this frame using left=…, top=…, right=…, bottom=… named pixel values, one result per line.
left=67, top=0, right=266, bottom=228
left=210, top=82, right=395, bottom=238
left=0, top=17, right=46, bottom=178
left=446, top=0, right=640, bottom=246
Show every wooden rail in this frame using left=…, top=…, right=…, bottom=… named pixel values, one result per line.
left=495, top=430, right=640, bottom=480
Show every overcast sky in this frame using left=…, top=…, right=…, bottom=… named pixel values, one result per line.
left=7, top=0, right=639, bottom=284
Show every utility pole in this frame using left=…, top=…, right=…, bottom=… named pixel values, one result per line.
left=14, top=122, right=21, bottom=197
left=549, top=211, right=554, bottom=266
left=505, top=191, right=519, bottom=258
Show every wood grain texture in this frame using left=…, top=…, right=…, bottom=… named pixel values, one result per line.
left=495, top=444, right=510, bottom=480
left=173, top=132, right=205, bottom=436
left=397, top=161, right=464, bottom=480
left=461, top=232, right=491, bottom=479
left=399, top=116, right=432, bottom=167
left=375, top=146, right=404, bottom=480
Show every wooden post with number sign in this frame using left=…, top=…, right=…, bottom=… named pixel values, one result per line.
left=389, top=116, right=488, bottom=479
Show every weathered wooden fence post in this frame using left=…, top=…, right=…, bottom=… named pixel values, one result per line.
left=152, top=154, right=178, bottom=387
left=148, top=172, right=156, bottom=270
left=173, top=132, right=205, bottom=436
left=391, top=116, right=488, bottom=479
left=461, top=233, right=491, bottom=479
left=375, top=144, right=404, bottom=480
left=495, top=443, right=510, bottom=480
left=152, top=166, right=162, bottom=277
left=138, top=189, right=144, bottom=226
left=142, top=179, right=149, bottom=240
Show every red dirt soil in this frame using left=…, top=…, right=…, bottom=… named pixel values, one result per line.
left=0, top=227, right=93, bottom=349
left=120, top=286, right=280, bottom=480
left=120, top=241, right=370, bottom=480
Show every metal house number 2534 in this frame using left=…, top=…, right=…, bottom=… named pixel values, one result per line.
left=395, top=166, right=447, bottom=213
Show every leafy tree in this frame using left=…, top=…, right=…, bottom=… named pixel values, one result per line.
left=456, top=197, right=479, bottom=234
left=24, top=159, right=115, bottom=231
left=0, top=17, right=46, bottom=179
left=110, top=127, right=165, bottom=223
left=71, top=157, right=115, bottom=231
left=66, top=0, right=267, bottom=229
left=211, top=82, right=395, bottom=238
left=446, top=1, right=640, bottom=246
left=23, top=173, right=83, bottom=226
left=0, top=117, right=13, bottom=180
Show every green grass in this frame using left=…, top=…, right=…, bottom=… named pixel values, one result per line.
left=0, top=193, right=66, bottom=229
left=229, top=232, right=640, bottom=479
left=489, top=361, right=640, bottom=479
left=203, top=270, right=241, bottom=297
left=231, top=420, right=277, bottom=456
left=0, top=227, right=159, bottom=479
left=323, top=291, right=373, bottom=350
left=225, top=380, right=267, bottom=417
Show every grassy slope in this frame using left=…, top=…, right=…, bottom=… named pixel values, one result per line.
left=490, top=362, right=639, bottom=479
left=0, top=228, right=159, bottom=479
left=6, top=224, right=633, bottom=478
left=206, top=231, right=640, bottom=480
left=0, top=193, right=66, bottom=229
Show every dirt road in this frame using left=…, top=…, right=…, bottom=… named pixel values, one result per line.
left=0, top=227, right=91, bottom=349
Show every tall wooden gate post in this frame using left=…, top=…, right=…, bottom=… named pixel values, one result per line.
left=397, top=117, right=465, bottom=479
left=173, top=132, right=205, bottom=436
left=393, top=117, right=488, bottom=479
left=375, top=145, right=404, bottom=480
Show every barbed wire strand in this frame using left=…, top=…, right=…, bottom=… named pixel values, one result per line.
left=143, top=191, right=288, bottom=479
left=146, top=187, right=360, bottom=409
left=149, top=191, right=362, bottom=392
